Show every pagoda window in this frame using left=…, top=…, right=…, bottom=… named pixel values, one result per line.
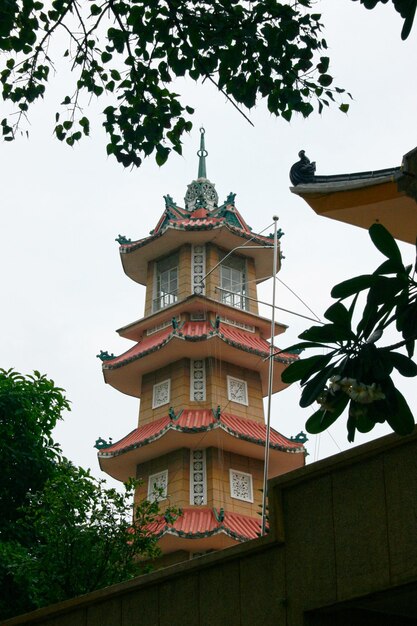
left=190, top=450, right=207, bottom=505
left=190, top=359, right=206, bottom=401
left=219, top=254, right=248, bottom=310
left=153, top=252, right=179, bottom=311
left=152, top=379, right=171, bottom=409
left=148, top=470, right=168, bottom=502
left=229, top=469, right=253, bottom=503
left=227, top=375, right=248, bottom=406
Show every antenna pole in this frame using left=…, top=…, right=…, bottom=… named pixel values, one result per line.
left=261, top=215, right=279, bottom=536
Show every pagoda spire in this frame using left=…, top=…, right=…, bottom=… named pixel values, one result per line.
left=197, top=127, right=208, bottom=179
left=184, top=127, right=218, bottom=211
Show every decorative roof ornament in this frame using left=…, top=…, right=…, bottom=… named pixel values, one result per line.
left=184, top=127, right=219, bottom=211
left=289, top=150, right=316, bottom=186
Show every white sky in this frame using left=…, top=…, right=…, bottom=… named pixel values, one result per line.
left=2, top=1, right=417, bottom=484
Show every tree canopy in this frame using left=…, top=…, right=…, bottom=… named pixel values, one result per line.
left=0, top=369, right=177, bottom=620
left=282, top=224, right=417, bottom=442
left=0, top=0, right=351, bottom=167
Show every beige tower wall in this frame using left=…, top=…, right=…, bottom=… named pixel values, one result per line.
left=139, top=358, right=265, bottom=426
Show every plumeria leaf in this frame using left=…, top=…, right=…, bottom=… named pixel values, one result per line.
left=375, top=258, right=405, bottom=275
left=281, top=353, right=334, bottom=385
left=283, top=341, right=332, bottom=352
left=369, top=223, right=402, bottom=265
left=331, top=275, right=376, bottom=299
left=389, top=352, right=417, bottom=377
left=324, top=302, right=351, bottom=328
left=386, top=388, right=415, bottom=435
left=306, top=392, right=349, bottom=434
left=299, top=323, right=355, bottom=344
left=299, top=364, right=335, bottom=408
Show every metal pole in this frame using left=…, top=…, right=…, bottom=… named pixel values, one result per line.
left=261, top=216, right=279, bottom=536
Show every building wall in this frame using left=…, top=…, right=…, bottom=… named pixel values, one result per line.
left=135, top=448, right=190, bottom=509
left=143, top=243, right=259, bottom=318
left=139, top=358, right=265, bottom=426
left=206, top=448, right=263, bottom=516
left=139, top=359, right=190, bottom=425
left=9, top=429, right=417, bottom=626
left=134, top=447, right=263, bottom=515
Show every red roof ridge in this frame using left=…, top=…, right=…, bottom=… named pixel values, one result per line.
left=145, top=507, right=262, bottom=542
left=102, top=321, right=296, bottom=370
left=97, top=408, right=304, bottom=458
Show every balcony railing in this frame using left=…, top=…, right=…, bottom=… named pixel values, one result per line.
left=217, top=287, right=248, bottom=311
left=153, top=292, right=178, bottom=311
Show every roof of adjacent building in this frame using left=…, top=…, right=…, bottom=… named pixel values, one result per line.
left=97, top=409, right=305, bottom=459
left=288, top=148, right=417, bottom=245
left=146, top=507, right=262, bottom=542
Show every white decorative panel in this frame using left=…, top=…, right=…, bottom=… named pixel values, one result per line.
left=148, top=470, right=168, bottom=502
left=190, top=450, right=207, bottom=505
left=146, top=319, right=173, bottom=335
left=227, top=375, right=248, bottom=406
left=190, top=312, right=206, bottom=321
left=229, top=469, right=253, bottom=502
left=192, top=245, right=206, bottom=295
left=190, top=359, right=206, bottom=402
left=219, top=316, right=255, bottom=333
left=152, top=379, right=171, bottom=408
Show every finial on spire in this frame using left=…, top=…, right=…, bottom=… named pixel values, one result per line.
left=197, top=127, right=208, bottom=179
left=184, top=127, right=218, bottom=210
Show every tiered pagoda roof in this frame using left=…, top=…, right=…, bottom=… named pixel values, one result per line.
left=117, top=195, right=282, bottom=285
left=147, top=507, right=262, bottom=550
left=98, top=409, right=305, bottom=480
left=101, top=321, right=297, bottom=397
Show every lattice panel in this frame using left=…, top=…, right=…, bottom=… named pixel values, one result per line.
left=152, top=379, right=170, bottom=408
left=190, top=450, right=207, bottom=505
left=148, top=470, right=168, bottom=502
left=227, top=375, right=248, bottom=406
left=191, top=359, right=206, bottom=402
left=192, top=244, right=206, bottom=295
left=230, top=470, right=253, bottom=502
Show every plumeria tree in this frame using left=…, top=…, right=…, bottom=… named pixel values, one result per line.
left=282, top=224, right=417, bottom=442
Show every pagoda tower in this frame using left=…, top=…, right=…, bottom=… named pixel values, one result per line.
left=97, top=130, right=306, bottom=562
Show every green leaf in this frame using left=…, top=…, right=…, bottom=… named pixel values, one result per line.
left=299, top=323, right=355, bottom=344
left=375, top=258, right=405, bottom=275
left=306, top=392, right=349, bottom=434
left=155, top=145, right=170, bottom=166
left=389, top=352, right=417, bottom=377
left=324, top=302, right=351, bottom=328
left=300, top=364, right=335, bottom=408
left=331, top=275, right=375, bottom=299
left=369, top=223, right=402, bottom=265
left=354, top=408, right=375, bottom=433
left=339, top=103, right=349, bottom=113
left=281, top=353, right=334, bottom=385
left=386, top=388, right=415, bottom=436
left=318, top=74, right=333, bottom=87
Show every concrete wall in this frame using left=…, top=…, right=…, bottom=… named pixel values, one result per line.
left=6, top=429, right=417, bottom=626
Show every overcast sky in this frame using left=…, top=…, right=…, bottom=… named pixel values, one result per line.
left=2, top=0, right=417, bottom=484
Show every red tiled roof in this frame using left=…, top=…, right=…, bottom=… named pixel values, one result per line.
left=146, top=507, right=262, bottom=542
left=103, top=321, right=296, bottom=369
left=119, top=212, right=274, bottom=255
left=98, top=409, right=304, bottom=458
left=171, top=217, right=222, bottom=228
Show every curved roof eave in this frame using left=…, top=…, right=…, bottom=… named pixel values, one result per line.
left=119, top=222, right=277, bottom=285
left=101, top=325, right=296, bottom=397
